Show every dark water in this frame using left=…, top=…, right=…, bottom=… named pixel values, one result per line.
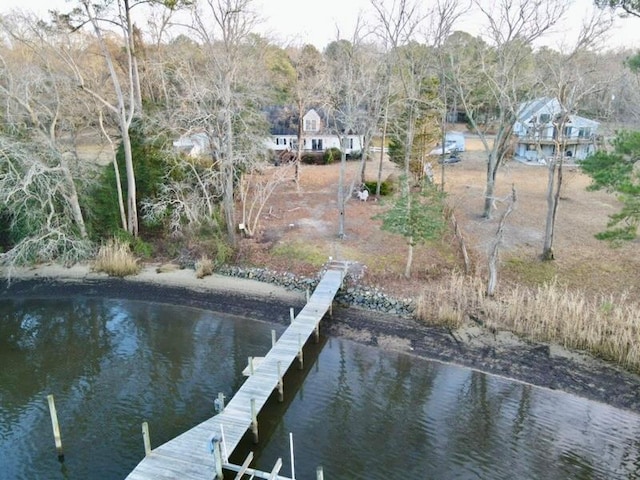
left=1, top=298, right=639, bottom=480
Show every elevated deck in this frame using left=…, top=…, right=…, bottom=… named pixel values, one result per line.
left=126, top=263, right=347, bottom=479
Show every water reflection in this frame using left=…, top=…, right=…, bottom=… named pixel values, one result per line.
left=1, top=298, right=639, bottom=480
left=254, top=338, right=640, bottom=480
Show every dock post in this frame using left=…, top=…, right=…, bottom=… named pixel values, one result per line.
left=289, top=432, right=296, bottom=480
left=248, top=356, right=255, bottom=375
left=316, top=466, right=324, bottom=480
left=271, top=329, right=276, bottom=348
left=297, top=334, right=304, bottom=369
left=214, top=392, right=226, bottom=413
left=46, top=394, right=64, bottom=461
left=306, top=288, right=310, bottom=302
left=142, top=422, right=151, bottom=456
left=277, top=361, right=284, bottom=402
left=329, top=301, right=333, bottom=318
left=210, top=434, right=224, bottom=480
left=314, top=323, right=320, bottom=343
left=250, top=398, right=259, bottom=443
left=290, top=307, right=295, bottom=323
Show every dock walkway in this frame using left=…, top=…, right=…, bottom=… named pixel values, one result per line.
left=126, top=263, right=347, bottom=480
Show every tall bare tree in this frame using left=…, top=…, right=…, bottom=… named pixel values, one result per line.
left=452, top=0, right=570, bottom=219
left=176, top=0, right=269, bottom=246
left=535, top=11, right=613, bottom=260
left=0, top=14, right=88, bottom=240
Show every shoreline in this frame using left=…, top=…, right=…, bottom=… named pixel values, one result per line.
left=2, top=263, right=640, bottom=414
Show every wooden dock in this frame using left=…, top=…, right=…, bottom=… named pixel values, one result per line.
left=126, top=263, right=347, bottom=480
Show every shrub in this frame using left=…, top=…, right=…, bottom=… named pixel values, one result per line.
left=323, top=147, right=342, bottom=164
left=363, top=180, right=394, bottom=196
left=92, top=237, right=140, bottom=277
left=195, top=255, right=214, bottom=278
left=301, top=152, right=324, bottom=165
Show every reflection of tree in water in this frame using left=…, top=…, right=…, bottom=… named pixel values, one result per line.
left=307, top=343, right=438, bottom=478
left=0, top=298, right=112, bottom=405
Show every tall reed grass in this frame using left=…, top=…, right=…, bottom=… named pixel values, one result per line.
left=92, top=238, right=140, bottom=277
left=416, top=273, right=640, bottom=372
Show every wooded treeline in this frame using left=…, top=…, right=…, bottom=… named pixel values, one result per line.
left=0, top=0, right=638, bottom=269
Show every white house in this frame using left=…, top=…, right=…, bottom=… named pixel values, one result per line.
left=513, top=97, right=599, bottom=163
left=173, top=132, right=211, bottom=157
left=265, top=107, right=364, bottom=157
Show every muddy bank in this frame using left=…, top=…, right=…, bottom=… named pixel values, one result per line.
left=2, top=268, right=639, bottom=414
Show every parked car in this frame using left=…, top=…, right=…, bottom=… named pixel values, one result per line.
left=438, top=151, right=461, bottom=164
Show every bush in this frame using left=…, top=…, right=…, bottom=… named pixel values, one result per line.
left=92, top=237, right=141, bottom=277
left=323, top=147, right=342, bottom=164
left=195, top=255, right=214, bottom=278
left=301, top=152, right=324, bottom=165
left=363, top=179, right=394, bottom=196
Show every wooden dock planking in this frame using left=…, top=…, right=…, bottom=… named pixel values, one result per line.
left=126, top=263, right=347, bottom=480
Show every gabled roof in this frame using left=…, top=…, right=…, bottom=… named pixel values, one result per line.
left=517, top=97, right=557, bottom=122
left=516, top=97, right=599, bottom=127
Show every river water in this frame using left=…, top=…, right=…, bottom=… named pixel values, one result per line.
left=1, top=297, right=639, bottom=479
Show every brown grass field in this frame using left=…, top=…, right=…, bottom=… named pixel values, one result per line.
left=239, top=136, right=639, bottom=298
left=236, top=135, right=640, bottom=370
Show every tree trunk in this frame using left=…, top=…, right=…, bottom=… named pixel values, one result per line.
left=542, top=157, right=563, bottom=261
left=404, top=238, right=413, bottom=279
left=483, top=156, right=497, bottom=218
left=59, top=155, right=88, bottom=239
left=99, top=112, right=127, bottom=231
left=487, top=186, right=517, bottom=296
left=338, top=135, right=347, bottom=238
left=376, top=92, right=390, bottom=198
left=121, top=124, right=138, bottom=236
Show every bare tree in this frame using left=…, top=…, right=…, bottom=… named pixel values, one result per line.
left=0, top=136, right=93, bottom=271
left=238, top=163, right=295, bottom=237
left=452, top=0, right=570, bottom=219
left=183, top=0, right=266, bottom=247
left=0, top=14, right=88, bottom=240
left=371, top=0, right=425, bottom=197
left=535, top=11, right=613, bottom=260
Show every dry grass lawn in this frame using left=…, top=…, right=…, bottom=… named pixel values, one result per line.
left=238, top=135, right=639, bottom=301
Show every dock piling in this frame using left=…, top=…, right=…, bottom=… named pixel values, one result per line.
left=250, top=398, right=259, bottom=443
left=290, top=307, right=295, bottom=323
left=142, top=422, right=151, bottom=456
left=316, top=466, right=324, bottom=480
left=46, top=394, right=64, bottom=461
left=297, top=334, right=304, bottom=369
left=277, top=361, right=284, bottom=402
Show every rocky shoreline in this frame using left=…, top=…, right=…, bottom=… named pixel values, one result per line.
left=2, top=263, right=640, bottom=414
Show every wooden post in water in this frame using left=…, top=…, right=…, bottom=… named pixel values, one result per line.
left=142, top=422, right=151, bottom=456
left=250, top=398, right=259, bottom=443
left=46, top=394, right=64, bottom=460
left=290, top=307, right=295, bottom=323
left=289, top=432, right=296, bottom=480
left=316, top=466, right=324, bottom=480
left=248, top=356, right=255, bottom=375
left=313, top=323, right=320, bottom=343
left=297, top=333, right=304, bottom=369
left=306, top=288, right=310, bottom=302
left=277, top=361, right=284, bottom=402
left=210, top=435, right=223, bottom=480
left=271, top=329, right=276, bottom=348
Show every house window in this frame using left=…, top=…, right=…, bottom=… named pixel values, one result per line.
left=349, top=138, right=353, bottom=149
left=304, top=119, right=317, bottom=131
left=540, top=114, right=551, bottom=123
left=311, top=139, right=323, bottom=150
left=564, top=127, right=573, bottom=137
left=578, top=128, right=590, bottom=138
